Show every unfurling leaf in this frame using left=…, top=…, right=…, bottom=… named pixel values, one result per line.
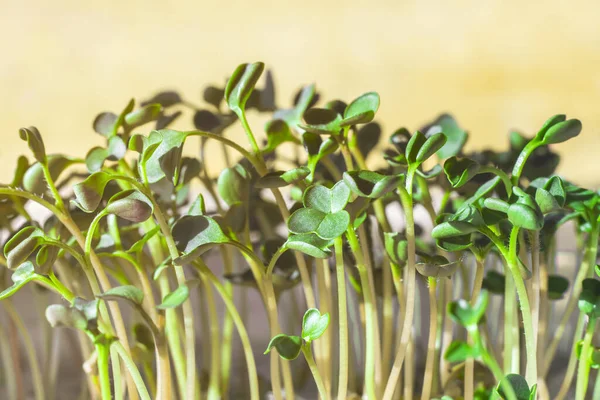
left=172, top=215, right=231, bottom=265
left=157, top=284, right=191, bottom=309
left=448, top=291, right=489, bottom=327
left=225, top=62, right=265, bottom=114
left=255, top=167, right=310, bottom=189
left=72, top=171, right=114, bottom=213
left=264, top=334, right=302, bottom=360
left=444, top=341, right=480, bottom=362
left=496, top=374, right=535, bottom=400
left=343, top=170, right=401, bottom=199
left=19, top=127, right=46, bottom=164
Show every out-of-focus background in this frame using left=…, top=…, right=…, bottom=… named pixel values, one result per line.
left=1, top=0, right=599, bottom=185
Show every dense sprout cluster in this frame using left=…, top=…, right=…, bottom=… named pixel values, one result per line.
left=0, top=62, right=599, bottom=400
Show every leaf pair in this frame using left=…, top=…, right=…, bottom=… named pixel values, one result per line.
left=484, top=188, right=544, bottom=231
left=3, top=226, right=60, bottom=274
left=264, top=308, right=329, bottom=360
left=579, top=278, right=600, bottom=318
left=343, top=170, right=402, bottom=199
left=287, top=182, right=351, bottom=241
left=46, top=298, right=99, bottom=334
left=447, top=291, right=489, bottom=328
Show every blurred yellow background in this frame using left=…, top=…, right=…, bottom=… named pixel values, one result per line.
left=1, top=0, right=599, bottom=185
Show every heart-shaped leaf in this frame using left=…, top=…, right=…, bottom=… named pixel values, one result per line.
left=217, top=164, right=251, bottom=206
left=448, top=291, right=489, bottom=327
left=303, top=182, right=351, bottom=214
left=255, top=167, right=310, bottom=189
left=106, top=190, right=153, bottom=223
left=341, top=92, right=380, bottom=126
left=19, top=126, right=46, bottom=164
left=288, top=208, right=350, bottom=240
left=533, top=114, right=566, bottom=142
left=579, top=278, right=600, bottom=318
left=507, top=203, right=543, bottom=231
left=285, top=233, right=333, bottom=259
left=172, top=215, right=231, bottom=265
left=98, top=285, right=144, bottom=306
left=157, top=284, right=191, bottom=309
left=225, top=62, right=265, bottom=114
left=444, top=157, right=480, bottom=188
left=301, top=308, right=330, bottom=343
left=264, top=334, right=302, bottom=361
left=343, top=170, right=401, bottom=199
left=444, top=340, right=480, bottom=363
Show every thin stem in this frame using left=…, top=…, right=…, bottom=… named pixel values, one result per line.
left=315, top=258, right=332, bottom=394
left=575, top=317, right=597, bottom=400
left=301, top=344, right=330, bottom=400
left=237, top=110, right=263, bottom=158
left=466, top=257, right=485, bottom=398
left=504, top=263, right=518, bottom=373
left=420, top=277, right=438, bottom=400
left=543, top=223, right=599, bottom=375
left=0, top=308, right=18, bottom=400
left=202, top=275, right=221, bottom=400
left=346, top=227, right=377, bottom=399
left=555, top=315, right=585, bottom=400
left=194, top=261, right=260, bottom=400
left=219, top=246, right=235, bottom=397
left=334, top=237, right=349, bottom=400
left=382, top=183, right=416, bottom=400
left=96, top=341, right=112, bottom=400
left=111, top=341, right=152, bottom=400
left=511, top=140, right=539, bottom=185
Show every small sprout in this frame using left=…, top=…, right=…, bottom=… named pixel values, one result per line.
left=19, top=126, right=46, bottom=164
left=255, top=167, right=310, bottom=189
left=299, top=108, right=342, bottom=135
left=301, top=308, right=330, bottom=343
left=578, top=278, right=600, bottom=318
left=224, top=62, right=265, bottom=115
left=343, top=170, right=402, bottom=199
left=448, top=291, right=489, bottom=328
left=341, top=92, right=380, bottom=127
left=444, top=340, right=480, bottom=363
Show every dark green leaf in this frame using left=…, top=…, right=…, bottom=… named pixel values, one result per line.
left=264, top=334, right=302, bottom=360
left=497, top=374, right=532, bottom=400
left=484, top=198, right=510, bottom=213
left=444, top=157, right=480, bottom=188
left=405, top=131, right=427, bottom=164
left=579, top=278, right=600, bottom=318
left=4, top=226, right=45, bottom=270
left=534, top=114, right=566, bottom=142
left=264, top=119, right=299, bottom=152
left=507, top=203, right=543, bottom=231
left=341, top=92, right=380, bottom=126
left=482, top=271, right=505, bottom=294
left=548, top=275, right=569, bottom=300
left=343, top=170, right=401, bottom=199
left=71, top=171, right=113, bottom=213
left=384, top=232, right=408, bottom=265
left=143, top=130, right=190, bottom=185
left=23, top=155, right=78, bottom=195
left=302, top=133, right=339, bottom=181
left=417, top=132, right=447, bottom=163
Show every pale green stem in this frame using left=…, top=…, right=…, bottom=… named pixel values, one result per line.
left=111, top=341, right=152, bottom=400
left=302, top=344, right=330, bottom=400
left=334, top=237, right=349, bottom=400
left=575, top=317, right=597, bottom=400
left=420, top=277, right=438, bottom=400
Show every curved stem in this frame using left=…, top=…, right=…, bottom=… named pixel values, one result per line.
left=511, top=140, right=539, bottom=185
left=302, top=344, right=329, bottom=400
left=111, top=341, right=152, bottom=400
